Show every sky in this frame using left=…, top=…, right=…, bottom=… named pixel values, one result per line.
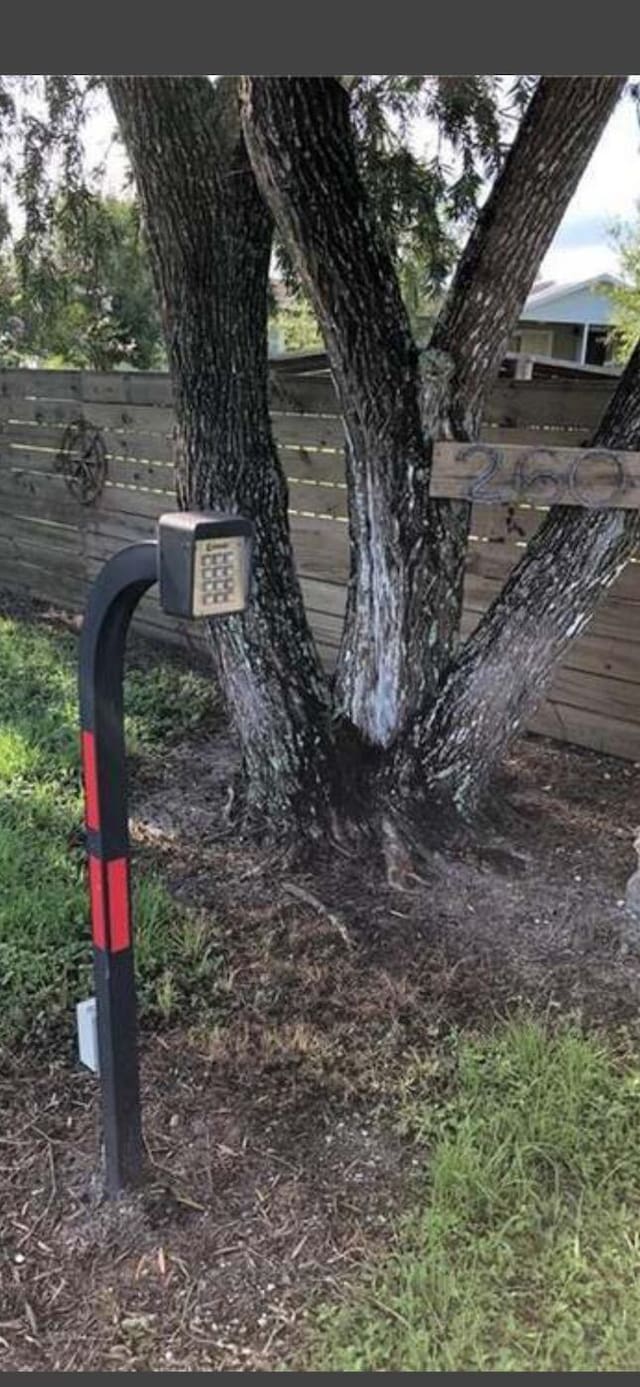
left=538, top=83, right=640, bottom=283
left=82, top=78, right=640, bottom=293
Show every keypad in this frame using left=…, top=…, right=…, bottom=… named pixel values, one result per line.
left=194, top=537, right=244, bottom=614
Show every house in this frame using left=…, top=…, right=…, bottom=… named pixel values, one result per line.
left=509, top=275, right=621, bottom=366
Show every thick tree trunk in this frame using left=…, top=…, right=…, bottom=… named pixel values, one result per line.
left=242, top=77, right=625, bottom=752
left=410, top=342, right=640, bottom=815
left=242, top=77, right=443, bottom=748
left=108, top=78, right=337, bottom=828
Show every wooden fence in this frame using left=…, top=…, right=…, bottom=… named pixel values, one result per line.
left=0, top=361, right=638, bottom=761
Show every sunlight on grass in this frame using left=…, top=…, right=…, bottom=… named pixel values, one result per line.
left=0, top=614, right=223, bottom=1046
left=307, top=1020, right=640, bottom=1373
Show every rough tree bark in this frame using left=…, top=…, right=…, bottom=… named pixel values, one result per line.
left=242, top=77, right=625, bottom=753
left=107, top=78, right=338, bottom=829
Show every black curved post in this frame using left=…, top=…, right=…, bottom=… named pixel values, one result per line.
left=78, top=543, right=159, bottom=1195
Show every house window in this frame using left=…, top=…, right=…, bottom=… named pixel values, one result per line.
left=585, top=327, right=610, bottom=367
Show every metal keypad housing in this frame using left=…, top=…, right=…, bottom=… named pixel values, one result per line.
left=158, top=512, right=253, bottom=621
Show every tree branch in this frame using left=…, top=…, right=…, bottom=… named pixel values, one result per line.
left=430, top=76, right=626, bottom=435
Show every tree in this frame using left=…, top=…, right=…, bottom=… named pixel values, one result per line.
left=103, top=77, right=636, bottom=850
left=0, top=192, right=164, bottom=370
left=608, top=209, right=640, bottom=360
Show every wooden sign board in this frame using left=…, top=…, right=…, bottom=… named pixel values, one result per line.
left=431, top=442, right=640, bottom=510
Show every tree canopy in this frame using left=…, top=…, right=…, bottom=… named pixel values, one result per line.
left=0, top=191, right=164, bottom=369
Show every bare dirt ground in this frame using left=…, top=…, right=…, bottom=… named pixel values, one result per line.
left=2, top=603, right=640, bottom=1371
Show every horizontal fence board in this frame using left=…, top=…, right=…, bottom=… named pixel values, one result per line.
left=0, top=555, right=86, bottom=609
left=287, top=481, right=348, bottom=521
left=0, top=508, right=83, bottom=551
left=529, top=701, right=640, bottom=762
left=1, top=395, right=175, bottom=435
left=0, top=532, right=85, bottom=577
left=549, top=666, right=640, bottom=721
left=300, top=577, right=347, bottom=621
left=271, top=411, right=344, bottom=450
left=484, top=378, right=615, bottom=430
left=469, top=502, right=546, bottom=543
left=278, top=444, right=346, bottom=487
left=290, top=515, right=350, bottom=583
left=2, top=425, right=347, bottom=490
left=0, top=465, right=176, bottom=522
left=463, top=574, right=640, bottom=648
left=479, top=425, right=592, bottom=447
left=269, top=373, right=338, bottom=415
left=460, top=607, right=640, bottom=685
left=0, top=368, right=175, bottom=406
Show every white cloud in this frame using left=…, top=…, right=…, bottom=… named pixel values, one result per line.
left=540, top=82, right=640, bottom=283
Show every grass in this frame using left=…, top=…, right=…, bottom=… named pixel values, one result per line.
left=0, top=613, right=223, bottom=1047
left=307, top=1019, right=640, bottom=1373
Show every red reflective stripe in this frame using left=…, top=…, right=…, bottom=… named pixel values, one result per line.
left=107, top=858, right=131, bottom=953
left=82, top=731, right=100, bottom=831
left=88, top=855, right=106, bottom=950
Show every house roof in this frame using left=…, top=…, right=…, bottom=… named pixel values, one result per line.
left=520, top=274, right=624, bottom=328
left=525, top=274, right=622, bottom=309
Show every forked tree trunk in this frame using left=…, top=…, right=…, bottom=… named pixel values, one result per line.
left=409, top=345, right=640, bottom=814
left=242, top=77, right=625, bottom=755
left=108, top=78, right=337, bottom=827
left=110, top=75, right=632, bottom=847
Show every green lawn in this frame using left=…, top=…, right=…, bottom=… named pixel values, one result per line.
left=0, top=613, right=223, bottom=1047
left=307, top=1019, right=640, bottom=1373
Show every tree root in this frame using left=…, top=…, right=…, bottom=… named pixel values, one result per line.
left=282, top=881, right=354, bottom=947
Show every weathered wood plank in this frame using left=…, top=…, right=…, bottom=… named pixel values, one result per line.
left=0, top=508, right=82, bottom=551
left=484, top=378, right=615, bottom=430
left=1, top=396, right=174, bottom=434
left=0, top=368, right=174, bottom=406
left=529, top=701, right=640, bottom=762
left=0, top=366, right=617, bottom=427
left=0, top=532, right=85, bottom=577
left=286, top=480, right=348, bottom=521
left=461, top=607, right=640, bottom=685
left=2, top=425, right=347, bottom=492
left=299, top=576, right=347, bottom=620
left=463, top=573, right=640, bottom=646
left=0, top=464, right=176, bottom=522
left=269, top=373, right=338, bottom=415
left=432, top=442, right=640, bottom=509
left=2, top=445, right=178, bottom=499
left=0, top=554, right=86, bottom=609
left=271, top=411, right=345, bottom=450
left=278, top=444, right=346, bottom=487
left=479, top=425, right=592, bottom=447
left=289, top=514, right=349, bottom=583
